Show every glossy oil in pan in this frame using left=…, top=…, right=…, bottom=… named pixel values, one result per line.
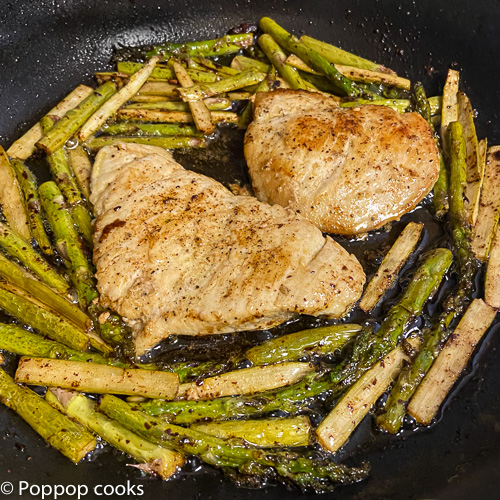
left=0, top=1, right=500, bottom=499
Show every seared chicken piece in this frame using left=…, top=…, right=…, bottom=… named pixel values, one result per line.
left=91, top=143, right=365, bottom=355
left=244, top=90, right=440, bottom=235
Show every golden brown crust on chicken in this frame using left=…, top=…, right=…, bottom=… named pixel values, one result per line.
left=244, top=90, right=440, bottom=235
left=91, top=143, right=365, bottom=355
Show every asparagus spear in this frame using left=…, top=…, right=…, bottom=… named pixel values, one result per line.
left=408, top=299, right=496, bottom=425
left=36, top=82, right=117, bottom=154
left=172, top=60, right=215, bottom=134
left=99, top=394, right=369, bottom=492
left=258, top=34, right=308, bottom=90
left=39, top=181, right=95, bottom=307
left=10, top=159, right=53, bottom=255
left=231, top=55, right=270, bottom=73
left=116, top=61, right=219, bottom=83
left=259, top=18, right=365, bottom=98
left=339, top=98, right=411, bottom=113
left=360, top=222, right=423, bottom=313
left=330, top=248, right=452, bottom=393
left=376, top=122, right=478, bottom=433
left=49, top=389, right=184, bottom=479
left=0, top=368, right=96, bottom=463
left=86, top=136, right=206, bottom=151
left=0, top=253, right=89, bottom=331
left=0, top=146, right=31, bottom=240
left=41, top=116, right=93, bottom=243
left=137, top=81, right=179, bottom=96
left=67, top=146, right=92, bottom=199
left=16, top=357, right=179, bottom=399
left=191, top=56, right=240, bottom=76
left=77, top=57, right=160, bottom=142
left=7, top=84, right=94, bottom=160
left=116, top=108, right=238, bottom=124
left=123, top=97, right=230, bottom=111
left=133, top=371, right=333, bottom=424
left=177, top=362, right=314, bottom=400
left=101, top=123, right=202, bottom=137
left=0, top=283, right=91, bottom=351
left=0, top=221, right=69, bottom=294
left=237, top=70, right=273, bottom=129
left=246, top=324, right=361, bottom=365
left=299, top=35, right=392, bottom=73
left=191, top=416, right=311, bottom=448
left=146, top=33, right=254, bottom=59
left=177, top=69, right=266, bottom=101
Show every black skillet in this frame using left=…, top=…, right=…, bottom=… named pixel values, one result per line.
left=1, top=1, right=500, bottom=499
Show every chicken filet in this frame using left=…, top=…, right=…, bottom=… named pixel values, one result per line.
left=91, top=143, right=365, bottom=355
left=244, top=90, right=440, bottom=235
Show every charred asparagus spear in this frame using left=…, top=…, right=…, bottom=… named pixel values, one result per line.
left=99, top=394, right=369, bottom=492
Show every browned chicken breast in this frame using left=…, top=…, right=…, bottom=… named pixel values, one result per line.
left=244, top=90, right=440, bottom=235
left=90, top=143, right=365, bottom=355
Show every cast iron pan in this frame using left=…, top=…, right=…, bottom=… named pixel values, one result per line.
left=1, top=1, right=500, bottom=499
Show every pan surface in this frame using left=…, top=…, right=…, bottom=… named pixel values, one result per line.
left=0, top=1, right=499, bottom=499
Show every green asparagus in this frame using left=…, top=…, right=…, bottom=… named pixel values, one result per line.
left=101, top=122, right=202, bottom=137
left=99, top=394, right=369, bottom=492
left=0, top=368, right=96, bottom=463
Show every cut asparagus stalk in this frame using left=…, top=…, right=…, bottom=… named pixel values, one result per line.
left=227, top=91, right=253, bottom=100
left=299, top=35, right=393, bottom=73
left=138, top=81, right=180, bottom=96
left=50, top=389, right=184, bottom=478
left=330, top=248, right=452, bottom=392
left=77, top=57, right=159, bottom=142
left=7, top=85, right=94, bottom=160
left=238, top=70, right=273, bottom=129
left=67, top=146, right=92, bottom=199
left=0, top=253, right=89, bottom=331
left=178, top=362, right=314, bottom=400
left=0, top=147, right=31, bottom=240
left=116, top=108, right=238, bottom=124
left=231, top=55, right=270, bottom=73
left=41, top=116, right=93, bottom=243
left=0, top=368, right=96, bottom=463
left=131, top=94, right=181, bottom=103
left=123, top=97, right=231, bottom=111
left=39, top=181, right=96, bottom=307
left=407, top=299, right=496, bottom=425
left=317, top=341, right=414, bottom=452
left=286, top=54, right=410, bottom=89
left=246, top=324, right=361, bottom=365
left=465, top=138, right=487, bottom=226
left=116, top=61, right=219, bottom=83
left=147, top=33, right=254, bottom=59
left=101, top=123, right=202, bottom=137
left=172, top=60, right=215, bottom=134
left=258, top=34, right=308, bottom=90
left=440, top=69, right=459, bottom=157
left=36, top=82, right=117, bottom=154
left=260, top=18, right=364, bottom=98
left=10, top=159, right=53, bottom=255
left=340, top=98, right=411, bottom=113
left=0, top=283, right=91, bottom=351
left=0, top=221, right=69, bottom=294
left=471, top=145, right=500, bottom=260
left=457, top=92, right=480, bottom=182
left=15, top=357, right=179, bottom=399
left=177, top=69, right=266, bottom=101
left=135, top=371, right=333, bottom=424
left=360, top=222, right=423, bottom=312
left=191, top=56, right=240, bottom=76
left=94, top=72, right=129, bottom=87
left=191, top=416, right=311, bottom=448
left=485, top=226, right=500, bottom=309
left=99, top=394, right=369, bottom=492
left=86, top=136, right=205, bottom=151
